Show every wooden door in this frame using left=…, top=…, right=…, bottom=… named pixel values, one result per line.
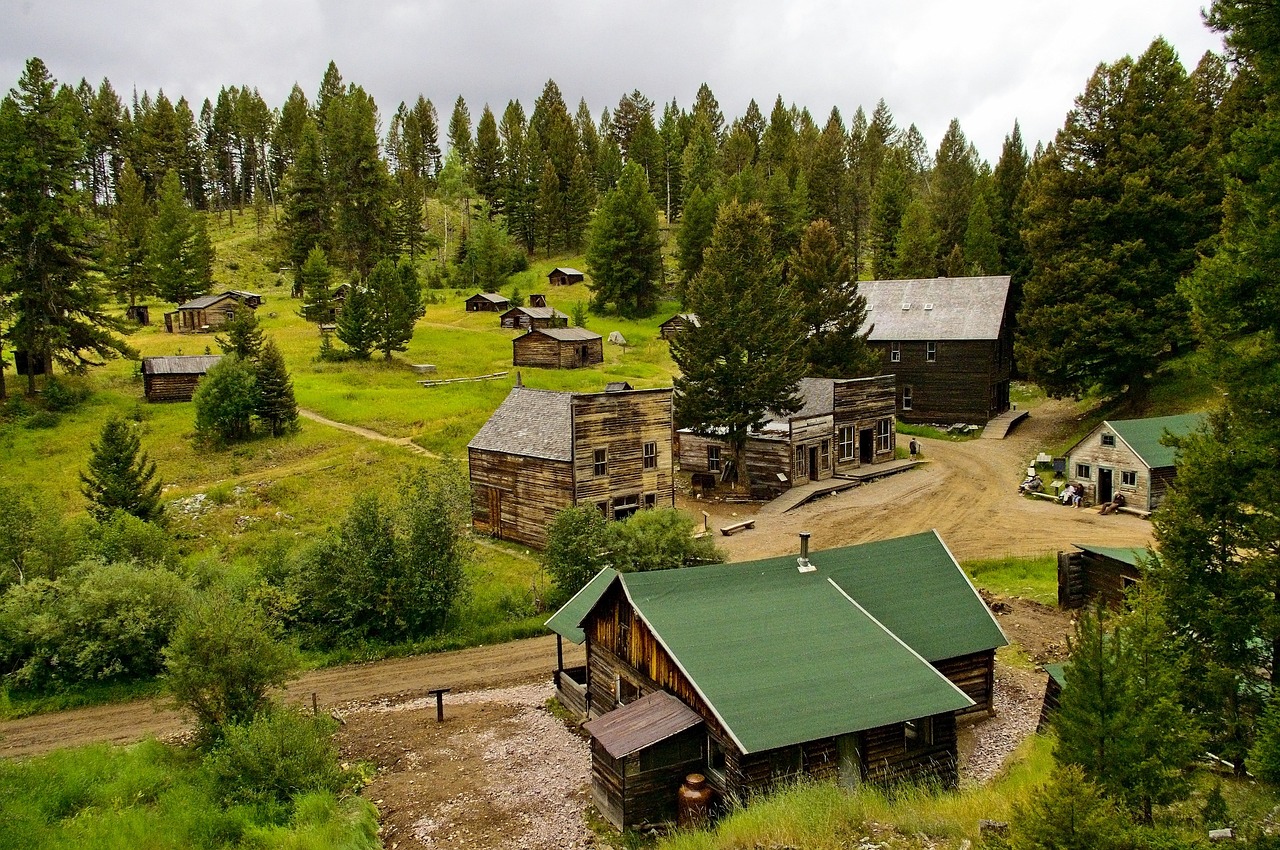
left=1097, top=468, right=1113, bottom=504
left=487, top=487, right=503, bottom=538
left=808, top=446, right=819, bottom=481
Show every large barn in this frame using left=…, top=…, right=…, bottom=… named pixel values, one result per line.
left=1063, top=413, right=1204, bottom=511
left=467, top=385, right=675, bottom=549
left=546, top=530, right=1007, bottom=830
left=856, top=276, right=1013, bottom=424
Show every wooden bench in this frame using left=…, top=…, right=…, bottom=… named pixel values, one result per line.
left=1026, top=490, right=1058, bottom=502
left=720, top=519, right=755, bottom=536
left=1115, top=505, right=1152, bottom=519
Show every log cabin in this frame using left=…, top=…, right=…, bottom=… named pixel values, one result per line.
left=467, top=385, right=675, bottom=549
left=676, top=376, right=897, bottom=497
left=141, top=355, right=223, bottom=402
left=464, top=292, right=510, bottom=312
left=1057, top=544, right=1148, bottom=610
left=499, top=305, right=570, bottom=330
left=1063, top=413, right=1204, bottom=510
left=548, top=266, right=586, bottom=286
left=547, top=530, right=1007, bottom=830
left=165, top=290, right=262, bottom=333
left=512, top=327, right=604, bottom=369
left=658, top=313, right=700, bottom=340
left=856, top=276, right=1013, bottom=424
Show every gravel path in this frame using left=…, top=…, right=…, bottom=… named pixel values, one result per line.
left=959, top=664, right=1047, bottom=786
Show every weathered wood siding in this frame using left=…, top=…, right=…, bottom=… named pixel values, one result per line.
left=1057, top=549, right=1142, bottom=610
left=143, top=373, right=203, bottom=402
left=500, top=311, right=566, bottom=330
left=931, top=650, right=995, bottom=716
left=590, top=728, right=705, bottom=830
left=1067, top=428, right=1153, bottom=510
left=512, top=334, right=604, bottom=369
left=465, top=296, right=508, bottom=312
left=861, top=712, right=958, bottom=787
left=555, top=666, right=588, bottom=719
left=870, top=338, right=1011, bottom=424
left=572, top=389, right=675, bottom=516
left=467, top=448, right=573, bottom=549
left=833, top=376, right=897, bottom=472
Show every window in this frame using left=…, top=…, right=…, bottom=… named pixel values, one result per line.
left=838, top=426, right=855, bottom=461
left=613, top=494, right=640, bottom=520
left=794, top=446, right=807, bottom=477
left=1122, top=470, right=1137, bottom=487
left=593, top=448, right=607, bottom=476
left=819, top=439, right=830, bottom=470
left=707, top=735, right=727, bottom=780
left=595, top=501, right=608, bottom=515
left=1076, top=463, right=1091, bottom=479
left=876, top=419, right=893, bottom=452
left=617, top=617, right=631, bottom=655
left=890, top=342, right=901, bottom=363
left=643, top=441, right=657, bottom=470
left=1101, top=434, right=1116, bottom=447
left=615, top=675, right=640, bottom=706
left=904, top=717, right=934, bottom=753
left=926, top=341, right=937, bottom=363
left=639, top=734, right=703, bottom=773
left=707, top=445, right=721, bottom=472
left=644, top=493, right=657, bottom=509
left=902, top=386, right=913, bottom=411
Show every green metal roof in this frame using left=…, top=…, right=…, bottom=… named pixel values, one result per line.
left=1044, top=662, right=1068, bottom=687
left=1106, top=413, right=1205, bottom=469
left=545, top=568, right=618, bottom=645
left=1072, top=544, right=1150, bottom=568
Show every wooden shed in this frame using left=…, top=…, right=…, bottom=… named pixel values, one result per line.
left=1058, top=544, right=1147, bottom=609
left=1039, top=663, right=1067, bottom=731
left=141, top=355, right=223, bottom=402
left=548, top=267, right=585, bottom=287
left=465, top=292, right=510, bottom=312
left=529, top=293, right=548, bottom=308
left=659, top=313, right=700, bottom=340
left=856, top=276, right=1013, bottom=424
left=512, top=327, right=603, bottom=369
left=166, top=291, right=261, bottom=333
left=467, top=385, right=675, bottom=549
left=500, top=305, right=570, bottom=330
left=552, top=530, right=1006, bottom=830
left=1063, top=413, right=1204, bottom=511
left=677, top=375, right=897, bottom=497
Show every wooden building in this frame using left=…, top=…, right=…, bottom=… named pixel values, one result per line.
left=165, top=291, right=262, bottom=333
left=548, top=266, right=585, bottom=287
left=658, top=313, right=700, bottom=340
left=529, top=293, right=548, bottom=308
left=500, top=305, right=570, bottom=330
left=1058, top=544, right=1147, bottom=609
left=1063, top=413, right=1204, bottom=511
left=546, top=530, right=1007, bottom=830
left=141, top=355, right=223, bottom=402
left=512, top=327, right=604, bottom=369
left=856, top=276, right=1013, bottom=424
left=467, top=385, right=675, bottom=549
left=465, top=292, right=510, bottom=312
left=1039, top=663, right=1067, bottom=731
left=677, top=376, right=897, bottom=497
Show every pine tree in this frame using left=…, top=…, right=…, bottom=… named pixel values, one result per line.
left=893, top=199, right=940, bottom=278
left=869, top=147, right=912, bottom=279
left=150, top=169, right=205, bottom=305
left=216, top=306, right=265, bottom=362
left=447, top=95, right=472, bottom=164
left=672, top=201, right=806, bottom=489
left=963, top=190, right=1001, bottom=275
left=253, top=338, right=298, bottom=437
left=281, top=119, right=330, bottom=272
left=298, top=245, right=335, bottom=324
left=789, top=219, right=878, bottom=377
left=107, top=161, right=153, bottom=309
left=472, top=105, right=502, bottom=208
left=335, top=279, right=376, bottom=360
left=367, top=258, right=423, bottom=361
left=585, top=161, right=662, bottom=317
left=676, top=184, right=718, bottom=292
left=80, top=416, right=164, bottom=523
left=928, top=118, right=978, bottom=257
left=326, top=87, right=392, bottom=276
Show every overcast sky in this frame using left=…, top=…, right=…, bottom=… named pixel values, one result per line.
left=3, top=0, right=1224, bottom=164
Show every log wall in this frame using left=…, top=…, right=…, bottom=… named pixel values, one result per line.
left=1058, top=550, right=1142, bottom=610
left=931, top=650, right=996, bottom=716
left=143, top=373, right=203, bottom=402
left=860, top=712, right=958, bottom=787
left=870, top=338, right=1011, bottom=424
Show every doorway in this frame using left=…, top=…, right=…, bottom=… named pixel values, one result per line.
left=808, top=446, right=819, bottom=481
left=1098, top=468, right=1113, bottom=504
left=859, top=429, right=874, bottom=464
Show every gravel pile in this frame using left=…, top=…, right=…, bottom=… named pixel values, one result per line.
left=960, top=666, right=1047, bottom=786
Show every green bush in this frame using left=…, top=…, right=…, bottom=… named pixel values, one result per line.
left=41, top=376, right=90, bottom=412
left=22, top=409, right=59, bottom=429
left=204, top=707, right=346, bottom=810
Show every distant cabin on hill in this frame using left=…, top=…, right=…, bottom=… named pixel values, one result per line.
left=545, top=530, right=1007, bottom=830
left=165, top=290, right=262, bottom=333
left=467, top=385, right=675, bottom=549
left=512, top=327, right=604, bottom=369
left=142, top=355, right=223, bottom=402
left=1063, top=413, right=1205, bottom=510
left=658, top=313, right=700, bottom=340
left=500, top=305, right=570, bottom=330
left=547, top=267, right=585, bottom=287
left=856, top=276, right=1013, bottom=424
left=465, top=292, right=510, bottom=312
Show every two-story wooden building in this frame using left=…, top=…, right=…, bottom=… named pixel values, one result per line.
left=467, top=385, right=675, bottom=549
left=676, top=376, right=897, bottom=497
left=546, top=530, right=1007, bottom=830
left=1063, top=413, right=1204, bottom=511
left=856, top=276, right=1013, bottom=424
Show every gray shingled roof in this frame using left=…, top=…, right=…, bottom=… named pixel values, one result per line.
left=142, top=355, right=224, bottom=375
left=177, top=292, right=237, bottom=310
left=857, top=276, right=1011, bottom=341
left=502, top=306, right=569, bottom=320
left=468, top=292, right=509, bottom=303
left=467, top=387, right=574, bottom=461
left=526, top=327, right=601, bottom=342
left=550, top=267, right=584, bottom=276
left=661, top=313, right=701, bottom=327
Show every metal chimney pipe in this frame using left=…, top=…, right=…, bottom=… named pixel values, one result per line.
left=800, top=532, right=810, bottom=561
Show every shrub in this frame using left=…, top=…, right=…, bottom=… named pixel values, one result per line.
left=608, top=508, right=725, bottom=573
left=204, top=707, right=346, bottom=809
left=22, top=410, right=59, bottom=429
left=1010, top=765, right=1129, bottom=850
left=542, top=504, right=612, bottom=600
left=193, top=356, right=257, bottom=444
left=41, top=377, right=90, bottom=411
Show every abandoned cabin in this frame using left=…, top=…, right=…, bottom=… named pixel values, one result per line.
left=164, top=290, right=262, bottom=333
left=141, top=355, right=223, bottom=402
left=512, top=327, right=604, bottom=369
left=856, top=276, right=1013, bottom=424
left=529, top=293, right=548, bottom=307
left=545, top=530, right=1007, bottom=830
left=464, top=292, right=511, bottom=312
left=500, top=305, right=570, bottom=330
left=1063, top=413, right=1204, bottom=511
left=677, top=376, right=897, bottom=497
left=547, top=266, right=586, bottom=286
left=467, top=385, right=675, bottom=549
left=1058, top=544, right=1147, bottom=610
left=658, top=313, right=700, bottom=340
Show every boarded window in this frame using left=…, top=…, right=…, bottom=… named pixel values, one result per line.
left=838, top=426, right=855, bottom=461
left=707, top=445, right=721, bottom=472
left=1076, top=463, right=1091, bottom=479
left=876, top=419, right=892, bottom=452
left=890, top=342, right=901, bottom=363
left=926, top=341, right=937, bottom=362
left=594, top=448, right=607, bottom=476
left=644, top=493, right=657, bottom=509
left=1101, top=434, right=1116, bottom=447
left=643, top=441, right=657, bottom=469
left=1122, top=470, right=1137, bottom=487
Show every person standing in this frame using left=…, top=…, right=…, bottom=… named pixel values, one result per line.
left=909, top=438, right=919, bottom=459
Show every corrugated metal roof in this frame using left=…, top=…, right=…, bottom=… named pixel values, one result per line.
left=584, top=691, right=704, bottom=759
left=550, top=267, right=584, bottom=276
left=615, top=530, right=991, bottom=754
left=502, top=306, right=569, bottom=320
left=857, top=276, right=1011, bottom=341
left=177, top=292, right=236, bottom=310
left=142, top=355, right=224, bottom=375
left=468, top=292, right=509, bottom=303
left=527, top=327, right=601, bottom=342
left=467, top=387, right=574, bottom=460
left=1072, top=544, right=1149, bottom=567
left=545, top=568, right=619, bottom=644
left=1105, top=413, right=1205, bottom=469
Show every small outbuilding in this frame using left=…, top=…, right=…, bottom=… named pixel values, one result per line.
left=500, top=305, right=569, bottom=330
left=659, top=313, right=700, bottom=340
left=141, top=355, right=223, bottom=402
left=512, top=327, right=604, bottom=369
left=165, top=291, right=261, bottom=333
left=1063, top=413, right=1205, bottom=510
left=547, top=267, right=585, bottom=287
left=465, top=292, right=511, bottom=312
left=1058, top=543, right=1147, bottom=609
left=529, top=293, right=548, bottom=308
